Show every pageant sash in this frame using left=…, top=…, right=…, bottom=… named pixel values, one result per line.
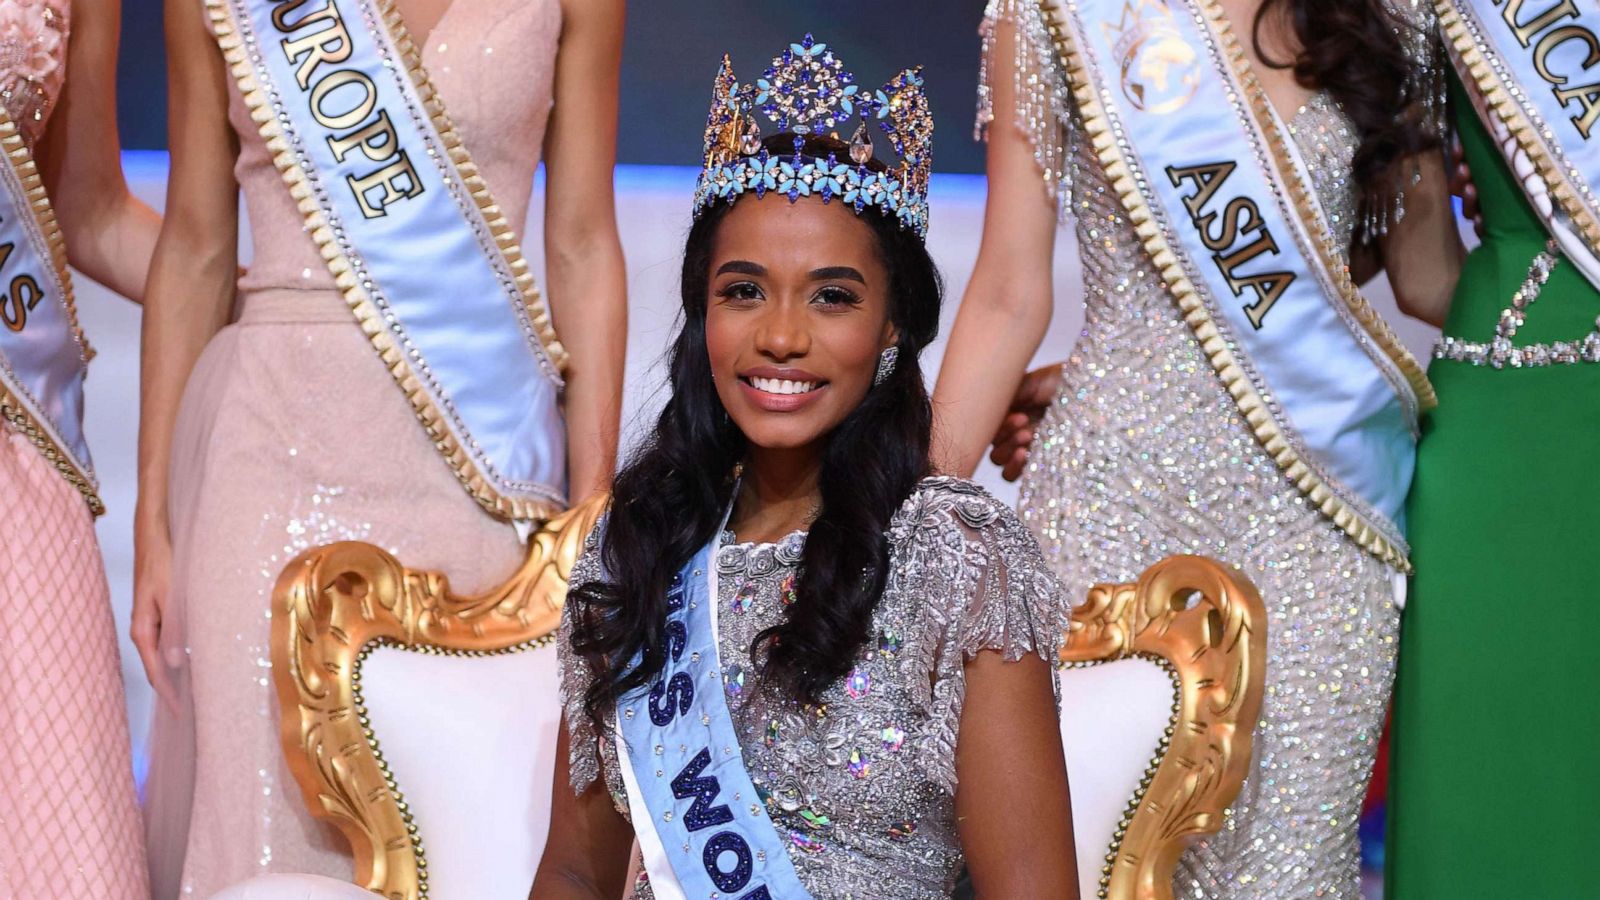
left=1040, top=0, right=1437, bottom=570
left=207, top=0, right=569, bottom=520
left=615, top=543, right=809, bottom=900
left=0, top=106, right=100, bottom=515
left=1441, top=0, right=1600, bottom=279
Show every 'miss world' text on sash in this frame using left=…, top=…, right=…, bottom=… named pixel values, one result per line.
left=213, top=0, right=568, bottom=518
left=1043, top=0, right=1430, bottom=568
left=615, top=542, right=811, bottom=900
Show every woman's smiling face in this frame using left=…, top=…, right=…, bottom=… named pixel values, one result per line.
left=704, top=194, right=897, bottom=454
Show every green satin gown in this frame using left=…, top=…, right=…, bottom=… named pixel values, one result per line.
left=1386, top=78, right=1600, bottom=897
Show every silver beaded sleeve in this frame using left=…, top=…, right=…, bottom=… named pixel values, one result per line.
left=976, top=0, right=1076, bottom=217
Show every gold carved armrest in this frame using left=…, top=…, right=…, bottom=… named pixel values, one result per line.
left=269, top=493, right=608, bottom=900
left=1064, top=554, right=1267, bottom=900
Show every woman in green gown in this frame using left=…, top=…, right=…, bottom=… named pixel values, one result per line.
left=1387, top=72, right=1600, bottom=896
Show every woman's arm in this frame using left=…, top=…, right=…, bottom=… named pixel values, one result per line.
left=529, top=718, right=636, bottom=899
left=1376, top=152, right=1464, bottom=327
left=930, top=18, right=1060, bottom=478
left=131, top=0, right=241, bottom=703
left=955, top=650, right=1077, bottom=898
left=545, top=0, right=627, bottom=501
left=36, top=0, right=161, bottom=301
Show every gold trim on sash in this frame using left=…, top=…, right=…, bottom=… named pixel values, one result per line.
left=0, top=106, right=102, bottom=516
left=1037, top=0, right=1431, bottom=570
left=205, top=0, right=568, bottom=523
left=1438, top=0, right=1600, bottom=258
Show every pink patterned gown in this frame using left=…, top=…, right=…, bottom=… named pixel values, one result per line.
left=0, top=1, right=151, bottom=897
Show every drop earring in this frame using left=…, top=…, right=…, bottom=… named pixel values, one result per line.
left=873, top=346, right=899, bottom=386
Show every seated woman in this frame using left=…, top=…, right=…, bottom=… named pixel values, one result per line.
left=530, top=37, right=1077, bottom=900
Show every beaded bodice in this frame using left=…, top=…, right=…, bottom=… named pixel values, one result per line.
left=0, top=0, right=69, bottom=149
left=561, top=477, right=1067, bottom=899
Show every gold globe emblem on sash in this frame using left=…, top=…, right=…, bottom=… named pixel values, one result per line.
left=1104, top=0, right=1201, bottom=115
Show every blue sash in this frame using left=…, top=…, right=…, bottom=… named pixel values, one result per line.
left=615, top=542, right=810, bottom=900
left=1443, top=0, right=1600, bottom=272
left=0, top=106, right=99, bottom=514
left=207, top=0, right=569, bottom=521
left=1041, top=0, right=1436, bottom=570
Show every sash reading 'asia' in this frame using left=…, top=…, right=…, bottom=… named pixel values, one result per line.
left=1040, top=0, right=1437, bottom=570
left=1441, top=0, right=1600, bottom=266
left=0, top=106, right=100, bottom=515
left=209, top=0, right=570, bottom=520
left=615, top=542, right=810, bottom=900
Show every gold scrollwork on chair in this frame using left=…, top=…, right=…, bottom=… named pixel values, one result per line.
left=1064, top=554, right=1267, bottom=900
left=270, top=493, right=609, bottom=900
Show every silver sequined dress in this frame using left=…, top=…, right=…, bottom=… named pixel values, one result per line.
left=980, top=1, right=1437, bottom=896
left=560, top=477, right=1068, bottom=899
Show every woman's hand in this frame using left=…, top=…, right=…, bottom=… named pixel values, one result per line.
left=987, top=363, right=1062, bottom=482
left=1449, top=136, right=1484, bottom=239
left=132, top=508, right=177, bottom=711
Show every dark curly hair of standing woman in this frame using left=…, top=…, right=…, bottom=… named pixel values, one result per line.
left=1253, top=0, right=1442, bottom=210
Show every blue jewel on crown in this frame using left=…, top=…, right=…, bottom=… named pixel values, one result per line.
left=693, top=34, right=934, bottom=238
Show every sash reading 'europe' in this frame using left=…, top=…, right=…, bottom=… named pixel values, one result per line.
left=1040, top=0, right=1436, bottom=570
left=209, top=0, right=569, bottom=520
left=0, top=106, right=99, bottom=514
left=615, top=543, right=810, bottom=900
left=1442, top=0, right=1600, bottom=267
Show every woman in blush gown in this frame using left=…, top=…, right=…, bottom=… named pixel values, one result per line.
left=0, top=0, right=161, bottom=896
left=136, top=0, right=627, bottom=895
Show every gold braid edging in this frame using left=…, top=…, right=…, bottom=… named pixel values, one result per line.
left=205, top=0, right=566, bottom=523
left=0, top=106, right=102, bottom=516
left=1036, top=0, right=1415, bottom=571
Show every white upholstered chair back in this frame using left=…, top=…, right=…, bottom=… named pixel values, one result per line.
left=247, top=496, right=606, bottom=900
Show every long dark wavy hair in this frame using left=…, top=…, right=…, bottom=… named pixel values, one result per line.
left=1253, top=0, right=1441, bottom=205
left=567, top=135, right=943, bottom=725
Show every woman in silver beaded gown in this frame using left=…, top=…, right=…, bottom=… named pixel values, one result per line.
left=933, top=1, right=1463, bottom=897
left=533, top=38, right=1076, bottom=899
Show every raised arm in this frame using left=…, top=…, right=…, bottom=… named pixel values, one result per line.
left=131, top=0, right=241, bottom=703
left=955, top=649, right=1078, bottom=898
left=36, top=0, right=161, bottom=301
left=528, top=717, right=636, bottom=899
left=930, top=16, right=1061, bottom=477
left=545, top=0, right=627, bottom=501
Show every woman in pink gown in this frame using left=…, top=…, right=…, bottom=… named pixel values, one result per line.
left=136, top=0, right=627, bottom=895
left=0, top=0, right=161, bottom=896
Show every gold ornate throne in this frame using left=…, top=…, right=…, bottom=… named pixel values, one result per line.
left=262, top=495, right=607, bottom=900
left=1058, top=555, right=1266, bottom=900
left=252, top=496, right=1260, bottom=900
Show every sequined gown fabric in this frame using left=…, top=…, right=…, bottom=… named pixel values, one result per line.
left=981, top=1, right=1434, bottom=896
left=141, top=2, right=560, bottom=895
left=0, top=2, right=151, bottom=897
left=560, top=478, right=1068, bottom=899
